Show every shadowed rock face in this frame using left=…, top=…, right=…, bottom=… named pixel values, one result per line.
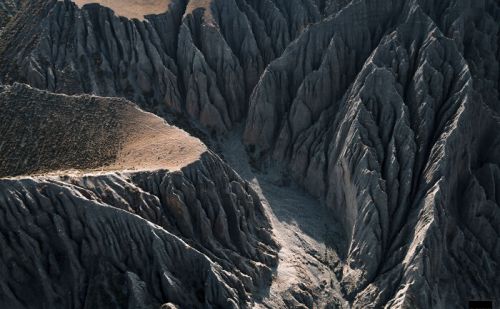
left=0, top=157, right=278, bottom=308
left=0, top=0, right=324, bottom=134
left=244, top=0, right=500, bottom=307
left=1, top=0, right=500, bottom=308
left=0, top=84, right=278, bottom=308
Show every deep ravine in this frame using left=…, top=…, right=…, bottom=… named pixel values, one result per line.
left=220, top=128, right=348, bottom=308
left=1, top=0, right=499, bottom=307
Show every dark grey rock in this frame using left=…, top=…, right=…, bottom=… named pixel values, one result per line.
left=1, top=0, right=500, bottom=308
left=244, top=0, right=500, bottom=307
left=0, top=0, right=322, bottom=134
left=0, top=82, right=278, bottom=308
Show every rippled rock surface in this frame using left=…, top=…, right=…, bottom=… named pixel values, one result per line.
left=0, top=0, right=323, bottom=134
left=0, top=83, right=277, bottom=308
left=1, top=0, right=499, bottom=308
left=244, top=0, right=500, bottom=307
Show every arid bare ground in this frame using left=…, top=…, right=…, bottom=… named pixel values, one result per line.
left=0, top=84, right=205, bottom=177
left=220, top=128, right=349, bottom=308
left=110, top=103, right=206, bottom=173
left=72, top=0, right=171, bottom=20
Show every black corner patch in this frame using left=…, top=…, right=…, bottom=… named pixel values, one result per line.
left=469, top=300, right=493, bottom=309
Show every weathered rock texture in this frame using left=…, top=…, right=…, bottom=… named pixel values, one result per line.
left=0, top=0, right=21, bottom=31
left=1, top=0, right=500, bottom=308
left=0, top=156, right=278, bottom=308
left=244, top=0, right=500, bottom=307
left=0, top=0, right=323, bottom=134
left=0, top=83, right=278, bottom=308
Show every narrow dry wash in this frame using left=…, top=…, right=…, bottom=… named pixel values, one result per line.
left=0, top=0, right=499, bottom=308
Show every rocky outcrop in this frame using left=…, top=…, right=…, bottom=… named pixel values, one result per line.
left=0, top=0, right=323, bottom=134
left=0, top=153, right=278, bottom=308
left=1, top=0, right=500, bottom=307
left=244, top=0, right=500, bottom=307
left=0, top=0, right=185, bottom=113
left=0, top=82, right=278, bottom=308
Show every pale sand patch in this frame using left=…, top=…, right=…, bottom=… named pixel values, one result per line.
left=13, top=105, right=206, bottom=177
left=108, top=104, right=206, bottom=172
left=72, top=0, right=171, bottom=20
left=220, top=129, right=348, bottom=308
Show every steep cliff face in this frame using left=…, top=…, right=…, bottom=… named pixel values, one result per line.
left=0, top=84, right=278, bottom=308
left=244, top=0, right=500, bottom=307
left=0, top=0, right=322, bottom=134
left=1, top=0, right=500, bottom=308
left=0, top=154, right=278, bottom=309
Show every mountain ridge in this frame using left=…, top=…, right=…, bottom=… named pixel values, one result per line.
left=0, top=0, right=499, bottom=307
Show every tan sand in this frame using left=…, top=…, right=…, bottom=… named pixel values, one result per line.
left=0, top=84, right=206, bottom=177
left=108, top=103, right=206, bottom=173
left=72, top=0, right=171, bottom=20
